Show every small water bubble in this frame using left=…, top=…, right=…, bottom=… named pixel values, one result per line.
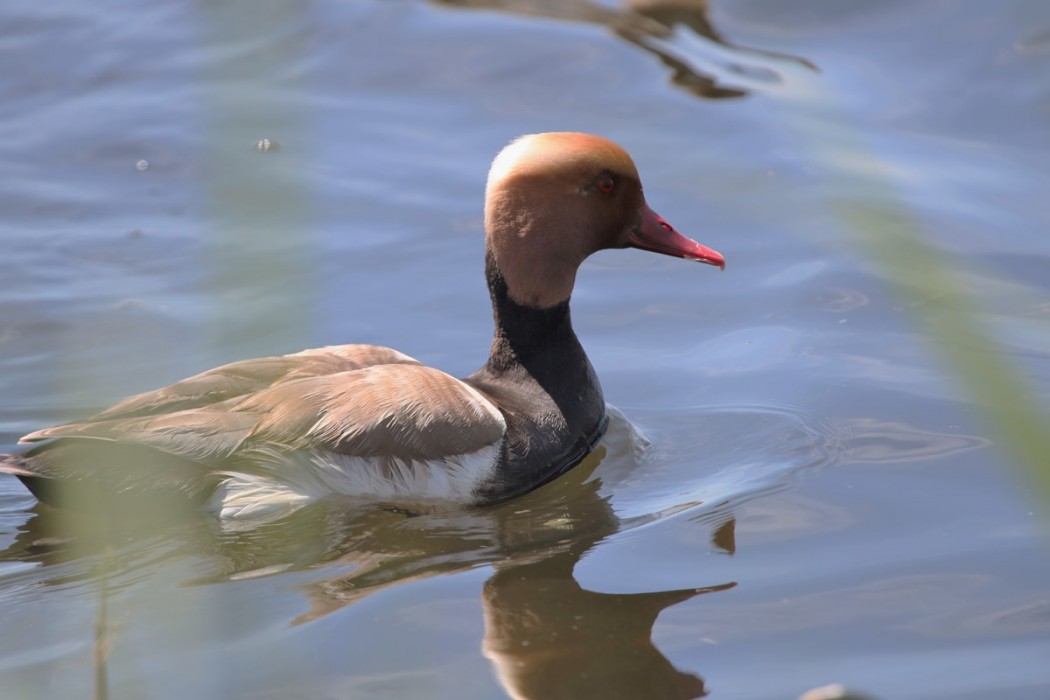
left=136, top=159, right=149, bottom=171
left=256, top=138, right=278, bottom=152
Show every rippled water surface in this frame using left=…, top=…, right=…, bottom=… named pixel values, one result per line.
left=2, top=1, right=1050, bottom=698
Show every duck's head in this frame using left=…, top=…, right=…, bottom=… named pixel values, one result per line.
left=484, top=132, right=725, bottom=308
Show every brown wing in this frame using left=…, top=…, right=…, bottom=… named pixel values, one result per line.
left=240, top=364, right=506, bottom=461
left=18, top=364, right=505, bottom=467
left=20, top=344, right=420, bottom=443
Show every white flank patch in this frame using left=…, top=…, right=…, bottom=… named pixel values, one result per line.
left=302, top=441, right=502, bottom=502
left=209, top=440, right=502, bottom=522
left=208, top=473, right=315, bottom=522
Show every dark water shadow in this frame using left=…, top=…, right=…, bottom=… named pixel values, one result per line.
left=431, top=0, right=817, bottom=98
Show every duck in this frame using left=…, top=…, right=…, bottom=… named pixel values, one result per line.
left=0, top=133, right=724, bottom=519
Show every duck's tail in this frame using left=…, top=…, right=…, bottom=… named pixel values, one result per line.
left=0, top=454, right=55, bottom=504
left=1, top=441, right=216, bottom=516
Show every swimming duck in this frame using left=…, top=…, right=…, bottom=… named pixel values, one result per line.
left=0, top=133, right=724, bottom=518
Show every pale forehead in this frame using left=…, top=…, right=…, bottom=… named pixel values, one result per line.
left=487, top=132, right=639, bottom=189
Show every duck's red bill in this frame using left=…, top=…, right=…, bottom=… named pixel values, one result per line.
left=629, top=204, right=725, bottom=269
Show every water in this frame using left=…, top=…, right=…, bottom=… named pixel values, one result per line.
left=2, top=1, right=1050, bottom=698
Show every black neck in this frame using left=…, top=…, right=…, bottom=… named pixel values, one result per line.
left=484, top=253, right=579, bottom=376
left=470, top=253, right=608, bottom=502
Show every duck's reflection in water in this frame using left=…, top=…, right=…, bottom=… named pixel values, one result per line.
left=277, top=412, right=736, bottom=699
left=432, top=0, right=816, bottom=99
left=274, top=461, right=736, bottom=698
left=481, top=521, right=734, bottom=700
left=2, top=411, right=736, bottom=700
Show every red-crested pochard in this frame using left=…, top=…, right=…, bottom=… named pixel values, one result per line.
left=0, top=133, right=724, bottom=518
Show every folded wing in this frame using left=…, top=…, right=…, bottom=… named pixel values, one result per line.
left=5, top=347, right=505, bottom=510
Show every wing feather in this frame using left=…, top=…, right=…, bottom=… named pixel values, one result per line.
left=241, top=364, right=506, bottom=460
left=20, top=344, right=420, bottom=443
left=19, top=363, right=504, bottom=468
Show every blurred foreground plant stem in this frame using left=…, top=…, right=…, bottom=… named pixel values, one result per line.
left=200, top=0, right=314, bottom=361
left=67, top=3, right=318, bottom=697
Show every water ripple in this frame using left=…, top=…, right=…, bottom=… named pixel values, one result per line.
left=601, top=403, right=834, bottom=525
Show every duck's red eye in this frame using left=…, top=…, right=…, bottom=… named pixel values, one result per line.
left=597, top=176, right=615, bottom=193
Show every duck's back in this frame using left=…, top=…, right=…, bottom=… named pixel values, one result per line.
left=2, top=344, right=511, bottom=516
